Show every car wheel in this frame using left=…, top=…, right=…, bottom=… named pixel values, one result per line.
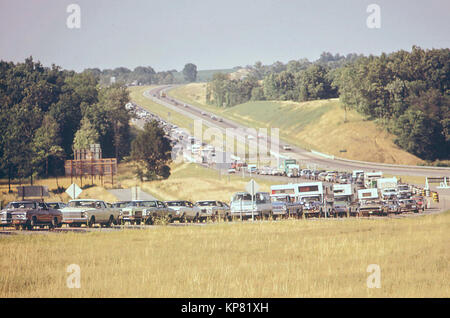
left=29, top=216, right=37, bottom=230
left=49, top=217, right=58, bottom=230
left=106, top=216, right=114, bottom=228
left=135, top=219, right=141, bottom=225
left=145, top=217, right=154, bottom=225
left=87, top=216, right=95, bottom=228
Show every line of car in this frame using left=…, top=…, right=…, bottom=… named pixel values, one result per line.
left=0, top=199, right=233, bottom=230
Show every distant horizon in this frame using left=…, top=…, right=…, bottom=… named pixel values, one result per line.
left=1, top=0, right=449, bottom=72
left=2, top=45, right=443, bottom=73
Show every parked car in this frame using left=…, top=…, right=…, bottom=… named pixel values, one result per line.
left=195, top=200, right=231, bottom=221
left=230, top=192, right=272, bottom=220
left=165, top=200, right=201, bottom=222
left=2, top=201, right=62, bottom=230
left=282, top=145, right=292, bottom=151
left=228, top=168, right=236, bottom=174
left=60, top=199, right=120, bottom=227
left=381, top=188, right=398, bottom=199
left=332, top=200, right=352, bottom=217
left=399, top=199, right=420, bottom=213
left=46, top=202, right=67, bottom=210
left=357, top=200, right=387, bottom=217
left=270, top=195, right=303, bottom=219
left=412, top=196, right=426, bottom=211
left=135, top=200, right=176, bottom=224
left=383, top=199, right=401, bottom=214
left=118, top=200, right=165, bottom=225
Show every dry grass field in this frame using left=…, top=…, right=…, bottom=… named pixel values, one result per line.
left=1, top=211, right=448, bottom=297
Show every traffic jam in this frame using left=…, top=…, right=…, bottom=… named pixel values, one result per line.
left=0, top=102, right=441, bottom=232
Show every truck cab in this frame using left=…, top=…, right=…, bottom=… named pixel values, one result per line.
left=230, top=192, right=272, bottom=220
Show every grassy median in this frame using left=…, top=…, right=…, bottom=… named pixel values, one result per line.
left=1, top=210, right=448, bottom=297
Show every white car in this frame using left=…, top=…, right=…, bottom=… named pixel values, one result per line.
left=195, top=200, right=231, bottom=221
left=283, top=145, right=292, bottom=151
left=165, top=201, right=201, bottom=222
left=61, top=199, right=120, bottom=227
left=382, top=188, right=398, bottom=199
left=228, top=168, right=236, bottom=174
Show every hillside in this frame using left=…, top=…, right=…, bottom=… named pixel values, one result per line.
left=168, top=84, right=424, bottom=165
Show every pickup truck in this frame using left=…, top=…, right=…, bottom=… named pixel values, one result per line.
left=165, top=200, right=201, bottom=222
left=383, top=199, right=401, bottom=214
left=1, top=201, right=62, bottom=230
left=60, top=199, right=120, bottom=227
left=230, top=192, right=272, bottom=220
left=270, top=195, right=303, bottom=219
left=357, top=200, right=387, bottom=217
left=195, top=200, right=231, bottom=221
left=331, top=199, right=353, bottom=217
left=399, top=199, right=420, bottom=213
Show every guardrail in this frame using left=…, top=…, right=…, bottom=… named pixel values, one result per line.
left=311, top=150, right=335, bottom=160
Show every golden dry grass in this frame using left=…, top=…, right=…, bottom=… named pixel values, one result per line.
left=0, top=176, right=117, bottom=206
left=0, top=211, right=448, bottom=297
left=128, top=163, right=278, bottom=202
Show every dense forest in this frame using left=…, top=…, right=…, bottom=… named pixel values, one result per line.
left=206, top=47, right=449, bottom=161
left=0, top=57, right=132, bottom=184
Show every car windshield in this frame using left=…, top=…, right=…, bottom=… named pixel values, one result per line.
left=272, top=197, right=287, bottom=203
left=196, top=201, right=216, bottom=206
left=301, top=196, right=320, bottom=203
left=136, top=201, right=157, bottom=207
left=233, top=193, right=252, bottom=201
left=166, top=201, right=187, bottom=207
left=68, top=200, right=96, bottom=208
left=7, top=202, right=36, bottom=209
left=115, top=201, right=132, bottom=208
left=46, top=203, right=61, bottom=209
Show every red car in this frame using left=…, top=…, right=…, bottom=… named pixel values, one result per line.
left=412, top=196, right=426, bottom=212
left=6, top=201, right=62, bottom=230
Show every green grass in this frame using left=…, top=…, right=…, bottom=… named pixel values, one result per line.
left=167, top=85, right=423, bottom=165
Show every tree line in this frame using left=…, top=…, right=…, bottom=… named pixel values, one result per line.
left=86, top=63, right=198, bottom=86
left=205, top=53, right=358, bottom=107
left=206, top=48, right=449, bottom=161
left=0, top=57, right=157, bottom=187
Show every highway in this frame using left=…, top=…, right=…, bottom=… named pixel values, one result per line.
left=143, top=85, right=450, bottom=179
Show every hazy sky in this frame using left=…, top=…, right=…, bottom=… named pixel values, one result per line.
left=0, top=0, right=449, bottom=72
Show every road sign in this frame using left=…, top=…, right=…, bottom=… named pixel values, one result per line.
left=245, top=179, right=259, bottom=222
left=245, top=179, right=259, bottom=196
left=66, top=183, right=82, bottom=199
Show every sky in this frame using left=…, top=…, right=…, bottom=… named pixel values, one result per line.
left=0, top=0, right=449, bottom=72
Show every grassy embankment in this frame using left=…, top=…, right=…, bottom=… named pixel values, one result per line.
left=0, top=210, right=448, bottom=297
left=168, top=84, right=424, bottom=166
left=0, top=162, right=278, bottom=205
